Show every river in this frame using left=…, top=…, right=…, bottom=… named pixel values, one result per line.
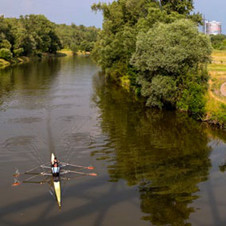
left=0, top=56, right=226, bottom=225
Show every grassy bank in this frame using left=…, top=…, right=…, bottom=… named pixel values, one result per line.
left=0, top=49, right=90, bottom=69
left=205, top=50, right=226, bottom=127
left=58, top=49, right=74, bottom=56
left=58, top=49, right=90, bottom=56
left=0, top=50, right=75, bottom=69
left=0, top=56, right=30, bottom=69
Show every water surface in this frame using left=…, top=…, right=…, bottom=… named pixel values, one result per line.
left=0, top=56, right=226, bottom=225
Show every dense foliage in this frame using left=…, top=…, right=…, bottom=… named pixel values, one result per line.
left=56, top=24, right=100, bottom=53
left=132, top=20, right=212, bottom=116
left=0, top=15, right=99, bottom=59
left=210, top=34, right=226, bottom=50
left=92, top=0, right=211, bottom=118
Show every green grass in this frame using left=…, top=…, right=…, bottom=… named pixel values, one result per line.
left=206, top=49, right=226, bottom=125
left=208, top=64, right=226, bottom=71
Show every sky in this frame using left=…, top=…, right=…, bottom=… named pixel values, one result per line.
left=0, top=0, right=226, bottom=33
left=194, top=0, right=226, bottom=33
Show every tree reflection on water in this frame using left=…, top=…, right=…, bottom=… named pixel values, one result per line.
left=92, top=73, right=211, bottom=225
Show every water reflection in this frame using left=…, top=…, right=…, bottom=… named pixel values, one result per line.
left=0, top=59, right=61, bottom=92
left=92, top=73, right=212, bottom=225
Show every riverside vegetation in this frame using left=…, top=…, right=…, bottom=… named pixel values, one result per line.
left=206, top=50, right=226, bottom=125
left=0, top=1, right=225, bottom=126
left=91, top=0, right=225, bottom=126
left=0, top=14, right=99, bottom=67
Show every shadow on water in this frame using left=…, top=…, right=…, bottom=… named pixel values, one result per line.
left=91, top=73, right=213, bottom=225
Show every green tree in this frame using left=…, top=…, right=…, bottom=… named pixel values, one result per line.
left=92, top=0, right=202, bottom=79
left=132, top=20, right=211, bottom=75
left=161, top=0, right=194, bottom=15
left=19, top=14, right=61, bottom=54
left=210, top=34, right=226, bottom=50
left=13, top=27, right=36, bottom=56
left=141, top=75, right=177, bottom=108
left=55, top=23, right=99, bottom=52
left=131, top=19, right=211, bottom=116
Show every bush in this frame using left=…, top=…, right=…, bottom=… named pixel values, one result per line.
left=0, top=48, right=13, bottom=60
left=13, top=48, right=24, bottom=57
left=70, top=44, right=79, bottom=54
left=0, top=40, right=11, bottom=49
left=177, top=83, right=206, bottom=119
left=141, top=75, right=177, bottom=109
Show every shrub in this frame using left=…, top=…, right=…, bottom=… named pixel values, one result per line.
left=13, top=48, right=24, bottom=57
left=177, top=83, right=206, bottom=119
left=0, top=48, right=13, bottom=60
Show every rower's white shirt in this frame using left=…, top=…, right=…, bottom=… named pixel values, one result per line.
left=52, top=167, right=60, bottom=173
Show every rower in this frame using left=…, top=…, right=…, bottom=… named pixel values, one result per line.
left=51, top=157, right=60, bottom=177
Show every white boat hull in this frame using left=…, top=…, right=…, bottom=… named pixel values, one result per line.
left=51, top=153, right=61, bottom=207
left=53, top=180, right=61, bottom=207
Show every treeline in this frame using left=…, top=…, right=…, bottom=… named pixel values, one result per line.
left=91, top=0, right=212, bottom=118
left=56, top=24, right=99, bottom=53
left=0, top=14, right=99, bottom=61
left=210, top=34, right=226, bottom=50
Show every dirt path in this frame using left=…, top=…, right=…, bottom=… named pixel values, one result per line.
left=220, top=82, right=226, bottom=97
left=208, top=90, right=226, bottom=104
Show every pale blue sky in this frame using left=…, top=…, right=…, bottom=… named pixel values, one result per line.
left=194, top=0, right=225, bottom=33
left=0, top=0, right=225, bottom=33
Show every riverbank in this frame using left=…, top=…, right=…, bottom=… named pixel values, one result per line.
left=0, top=50, right=73, bottom=70
left=205, top=50, right=226, bottom=127
left=58, top=49, right=91, bottom=56
left=0, top=49, right=91, bottom=69
left=0, top=56, right=30, bottom=69
left=0, top=54, right=59, bottom=70
left=117, top=50, right=226, bottom=129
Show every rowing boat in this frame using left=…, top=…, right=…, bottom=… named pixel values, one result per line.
left=51, top=153, right=61, bottom=207
left=13, top=154, right=97, bottom=208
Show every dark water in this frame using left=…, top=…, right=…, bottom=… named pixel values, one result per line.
left=0, top=56, right=226, bottom=226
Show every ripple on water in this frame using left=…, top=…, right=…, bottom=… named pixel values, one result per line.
left=2, top=136, right=35, bottom=148
left=50, top=103, right=76, bottom=109
left=8, top=117, right=42, bottom=124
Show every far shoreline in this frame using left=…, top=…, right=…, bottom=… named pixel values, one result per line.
left=0, top=49, right=91, bottom=70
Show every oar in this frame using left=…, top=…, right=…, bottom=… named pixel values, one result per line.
left=23, top=174, right=41, bottom=182
left=41, top=172, right=52, bottom=176
left=25, top=172, right=41, bottom=175
left=41, top=165, right=51, bottom=169
left=61, top=170, right=97, bottom=176
left=25, top=166, right=41, bottom=174
left=24, top=172, right=51, bottom=176
left=61, top=162, right=94, bottom=170
left=23, top=180, right=48, bottom=184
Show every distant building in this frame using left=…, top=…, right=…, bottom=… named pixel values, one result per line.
left=204, top=20, right=222, bottom=35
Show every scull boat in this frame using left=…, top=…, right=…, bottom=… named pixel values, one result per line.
left=51, top=153, right=61, bottom=207
left=13, top=154, right=97, bottom=208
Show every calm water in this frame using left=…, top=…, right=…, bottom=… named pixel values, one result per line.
left=0, top=56, right=226, bottom=226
